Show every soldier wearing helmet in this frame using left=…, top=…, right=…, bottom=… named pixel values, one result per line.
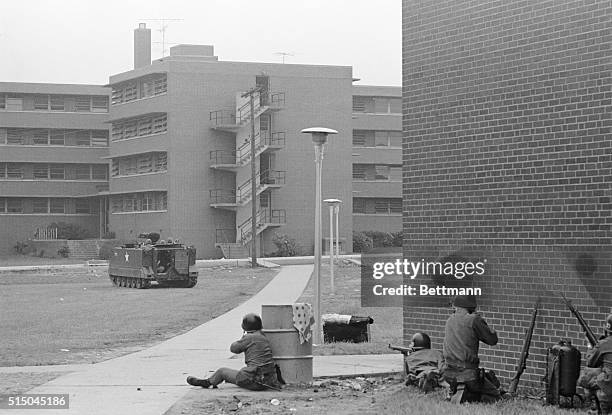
left=186, top=313, right=280, bottom=391
left=442, top=295, right=503, bottom=403
left=578, top=314, right=612, bottom=414
left=403, top=332, right=444, bottom=392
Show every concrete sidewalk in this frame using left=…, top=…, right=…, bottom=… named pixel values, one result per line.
left=1, top=264, right=400, bottom=415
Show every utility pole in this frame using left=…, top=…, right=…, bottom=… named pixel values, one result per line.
left=242, top=87, right=262, bottom=268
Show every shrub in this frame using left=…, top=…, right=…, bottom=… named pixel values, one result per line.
left=352, top=232, right=373, bottom=253
left=13, top=241, right=29, bottom=255
left=49, top=222, right=93, bottom=240
left=389, top=231, right=404, bottom=247
left=57, top=246, right=70, bottom=258
left=272, top=233, right=301, bottom=257
left=362, top=231, right=393, bottom=247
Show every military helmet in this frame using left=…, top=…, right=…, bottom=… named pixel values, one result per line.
left=242, top=313, right=263, bottom=332
left=453, top=295, right=477, bottom=311
left=606, top=314, right=612, bottom=334
left=410, top=332, right=431, bottom=350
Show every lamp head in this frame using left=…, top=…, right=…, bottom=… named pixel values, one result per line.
left=324, top=198, right=343, bottom=206
left=301, top=127, right=338, bottom=145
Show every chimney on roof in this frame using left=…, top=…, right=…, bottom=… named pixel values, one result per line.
left=134, top=23, right=151, bottom=69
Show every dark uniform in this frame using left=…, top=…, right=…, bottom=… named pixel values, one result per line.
left=403, top=332, right=444, bottom=392
left=187, top=314, right=280, bottom=391
left=578, top=315, right=612, bottom=414
left=442, top=295, right=502, bottom=403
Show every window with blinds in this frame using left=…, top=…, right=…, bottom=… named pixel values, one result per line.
left=75, top=199, right=90, bottom=214
left=91, top=131, right=108, bottom=147
left=154, top=152, right=167, bottom=171
left=137, top=155, right=153, bottom=173
left=111, top=192, right=168, bottom=213
left=33, top=95, right=49, bottom=110
left=7, top=199, right=23, bottom=213
left=32, top=130, right=49, bottom=145
left=74, top=96, right=91, bottom=112
left=92, top=165, right=107, bottom=180
left=49, top=165, right=65, bottom=179
left=91, top=96, right=108, bottom=113
left=7, top=164, right=22, bottom=179
left=33, top=165, right=49, bottom=179
left=353, top=164, right=366, bottom=180
left=75, top=165, right=91, bottom=180
left=7, top=129, right=24, bottom=145
left=32, top=199, right=49, bottom=213
left=50, top=130, right=65, bottom=145
left=76, top=131, right=91, bottom=146
left=50, top=96, right=65, bottom=111
left=353, top=198, right=366, bottom=213
left=50, top=198, right=66, bottom=214
left=352, top=131, right=366, bottom=146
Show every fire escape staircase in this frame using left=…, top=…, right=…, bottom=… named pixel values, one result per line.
left=209, top=169, right=285, bottom=210
left=209, top=93, right=285, bottom=132
left=209, top=132, right=285, bottom=171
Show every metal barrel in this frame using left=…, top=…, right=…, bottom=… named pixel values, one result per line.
left=262, top=304, right=313, bottom=384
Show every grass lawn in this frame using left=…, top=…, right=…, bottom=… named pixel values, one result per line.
left=0, top=264, right=276, bottom=367
left=298, top=261, right=403, bottom=355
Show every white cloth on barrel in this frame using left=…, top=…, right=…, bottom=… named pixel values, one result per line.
left=292, top=303, right=315, bottom=344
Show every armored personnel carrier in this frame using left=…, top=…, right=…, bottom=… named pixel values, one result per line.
left=108, top=233, right=198, bottom=288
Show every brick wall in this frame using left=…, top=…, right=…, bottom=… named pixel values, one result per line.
left=402, top=0, right=612, bottom=390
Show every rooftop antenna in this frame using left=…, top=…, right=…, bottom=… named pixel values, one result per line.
left=139, top=18, right=184, bottom=57
left=274, top=52, right=294, bottom=64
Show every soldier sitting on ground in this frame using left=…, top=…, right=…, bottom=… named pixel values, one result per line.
left=186, top=313, right=281, bottom=391
left=578, top=314, right=612, bottom=414
left=442, top=295, right=504, bottom=403
left=404, top=332, right=444, bottom=392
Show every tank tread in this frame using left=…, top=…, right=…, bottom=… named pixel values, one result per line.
left=110, top=275, right=151, bottom=289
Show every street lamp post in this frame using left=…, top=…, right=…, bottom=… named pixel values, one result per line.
left=324, top=198, right=342, bottom=295
left=301, top=127, right=338, bottom=345
left=334, top=201, right=342, bottom=261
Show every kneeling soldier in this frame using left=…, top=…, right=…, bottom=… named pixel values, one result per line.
left=404, top=332, right=444, bottom=392
left=578, top=314, right=612, bottom=414
left=186, top=313, right=280, bottom=391
left=442, top=295, right=503, bottom=403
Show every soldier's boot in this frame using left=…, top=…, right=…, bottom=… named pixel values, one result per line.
left=186, top=376, right=212, bottom=388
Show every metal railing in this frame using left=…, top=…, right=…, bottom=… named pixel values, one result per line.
left=34, top=227, right=58, bottom=240
left=209, top=92, right=285, bottom=126
left=209, top=132, right=286, bottom=166
left=239, top=209, right=286, bottom=243
left=209, top=170, right=286, bottom=205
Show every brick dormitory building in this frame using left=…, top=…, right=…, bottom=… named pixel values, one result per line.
left=0, top=24, right=402, bottom=258
left=402, top=0, right=612, bottom=389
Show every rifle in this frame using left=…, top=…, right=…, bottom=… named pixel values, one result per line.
left=559, top=292, right=598, bottom=347
left=388, top=344, right=413, bottom=355
left=508, top=297, right=540, bottom=395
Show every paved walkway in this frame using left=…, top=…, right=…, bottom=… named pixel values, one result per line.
left=1, top=264, right=401, bottom=415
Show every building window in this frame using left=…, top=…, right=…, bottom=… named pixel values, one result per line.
left=7, top=129, right=24, bottom=145
left=110, top=191, right=169, bottom=213
left=75, top=199, right=91, bottom=214
left=75, top=165, right=91, bottom=180
left=7, top=199, right=23, bottom=213
left=49, top=165, right=65, bottom=180
left=352, top=131, right=366, bottom=146
left=32, top=199, right=49, bottom=213
left=92, top=165, right=108, bottom=180
left=0, top=198, right=5, bottom=213
left=0, top=94, right=5, bottom=110
left=6, top=97, right=23, bottom=111
left=6, top=164, right=23, bottom=179
left=76, top=131, right=91, bottom=146
left=91, top=131, right=109, bottom=147
left=33, top=164, right=49, bottom=179
left=0, top=164, right=5, bottom=178
left=32, top=130, right=50, bottom=145
left=353, top=198, right=402, bottom=215
left=112, top=152, right=167, bottom=177
left=111, top=114, right=167, bottom=141
left=353, top=165, right=366, bottom=180
left=137, top=155, right=153, bottom=174
left=111, top=74, right=167, bottom=105
left=33, top=95, right=49, bottom=110
left=375, top=165, right=390, bottom=180
left=50, top=130, right=65, bottom=145
left=50, top=96, right=65, bottom=111
left=352, top=97, right=367, bottom=112
left=50, top=198, right=66, bottom=214
left=154, top=152, right=167, bottom=171
left=91, top=96, right=109, bottom=113
left=353, top=198, right=366, bottom=214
